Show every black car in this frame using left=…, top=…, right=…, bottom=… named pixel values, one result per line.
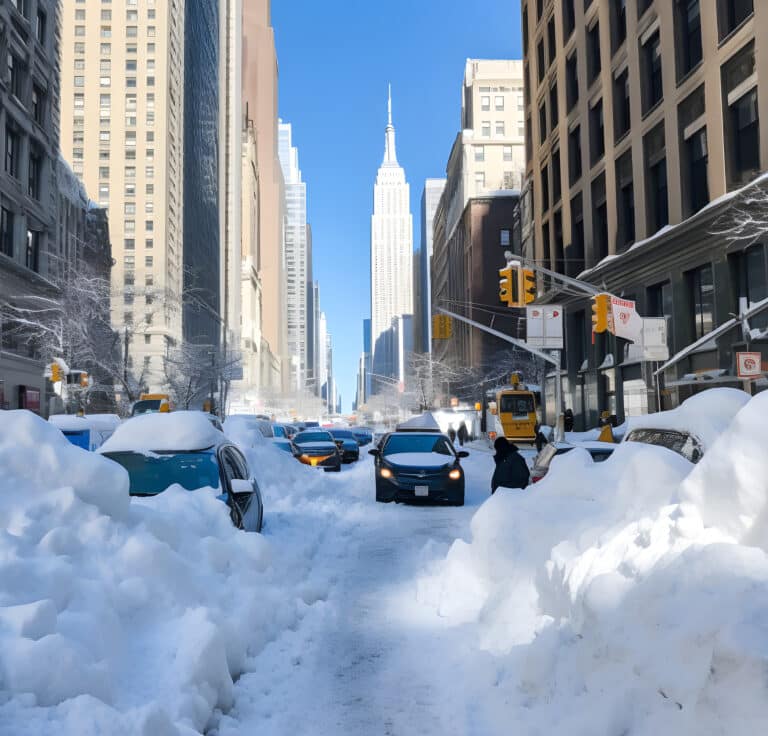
left=329, top=429, right=361, bottom=463
left=293, top=429, right=343, bottom=472
left=369, top=431, right=468, bottom=506
left=530, top=441, right=615, bottom=483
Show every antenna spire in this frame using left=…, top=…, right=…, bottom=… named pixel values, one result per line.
left=387, top=83, right=392, bottom=127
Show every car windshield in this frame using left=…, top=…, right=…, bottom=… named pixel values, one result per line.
left=624, top=428, right=703, bottom=463
left=500, top=394, right=535, bottom=415
left=103, top=450, right=221, bottom=495
left=131, top=399, right=162, bottom=415
left=382, top=434, right=455, bottom=457
left=331, top=430, right=355, bottom=440
left=296, top=431, right=333, bottom=443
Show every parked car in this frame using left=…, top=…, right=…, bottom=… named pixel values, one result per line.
left=292, top=429, right=342, bottom=472
left=530, top=440, right=615, bottom=483
left=49, top=414, right=122, bottom=451
left=369, top=430, right=468, bottom=506
left=350, top=427, right=373, bottom=446
left=99, top=412, right=263, bottom=531
left=130, top=393, right=172, bottom=416
left=329, top=429, right=361, bottom=463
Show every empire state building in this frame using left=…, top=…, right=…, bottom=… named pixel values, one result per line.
left=370, top=87, right=414, bottom=384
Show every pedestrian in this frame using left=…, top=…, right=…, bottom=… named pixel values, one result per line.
left=457, top=421, right=468, bottom=447
left=448, top=424, right=456, bottom=444
left=564, top=409, right=574, bottom=433
left=491, top=436, right=530, bottom=494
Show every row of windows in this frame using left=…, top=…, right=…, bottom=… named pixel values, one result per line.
left=4, top=124, right=44, bottom=200
left=74, top=75, right=156, bottom=88
left=74, top=8, right=156, bottom=21
left=10, top=0, right=48, bottom=48
left=0, top=206, right=43, bottom=273
left=74, top=25, right=157, bottom=39
left=73, top=42, right=156, bottom=55
left=7, top=53, right=48, bottom=126
left=74, top=59, right=156, bottom=73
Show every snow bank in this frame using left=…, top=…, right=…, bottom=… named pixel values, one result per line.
left=0, top=410, right=278, bottom=735
left=415, top=390, right=768, bottom=733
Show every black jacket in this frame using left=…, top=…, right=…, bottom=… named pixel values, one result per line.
left=491, top=449, right=530, bottom=492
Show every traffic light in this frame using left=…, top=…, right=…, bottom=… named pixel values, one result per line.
left=499, top=266, right=517, bottom=306
left=591, top=293, right=611, bottom=334
left=443, top=315, right=453, bottom=338
left=79, top=372, right=89, bottom=388
left=519, top=268, right=536, bottom=305
left=432, top=314, right=453, bottom=340
left=49, top=363, right=62, bottom=383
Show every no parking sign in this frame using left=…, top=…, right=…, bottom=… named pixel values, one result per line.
left=737, top=352, right=762, bottom=379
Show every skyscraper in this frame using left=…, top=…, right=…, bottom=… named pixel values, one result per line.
left=278, top=121, right=309, bottom=392
left=370, top=87, right=413, bottom=383
left=417, top=178, right=446, bottom=353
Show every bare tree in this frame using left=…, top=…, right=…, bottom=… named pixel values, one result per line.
left=405, top=353, right=473, bottom=411
left=711, top=177, right=768, bottom=247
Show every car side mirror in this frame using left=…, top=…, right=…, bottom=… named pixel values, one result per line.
left=368, top=449, right=379, bottom=457
left=230, top=478, right=253, bottom=493
left=457, top=451, right=470, bottom=458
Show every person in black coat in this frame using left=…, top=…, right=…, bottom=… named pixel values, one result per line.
left=457, top=421, right=468, bottom=446
left=491, top=437, right=530, bottom=494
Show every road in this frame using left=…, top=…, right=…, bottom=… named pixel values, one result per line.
left=214, top=443, right=526, bottom=735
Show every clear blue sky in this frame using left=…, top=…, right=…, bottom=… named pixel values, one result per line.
left=272, top=0, right=523, bottom=413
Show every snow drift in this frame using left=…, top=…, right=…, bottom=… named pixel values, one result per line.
left=416, top=389, right=768, bottom=734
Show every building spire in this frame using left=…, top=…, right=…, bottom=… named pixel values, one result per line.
left=383, top=83, right=398, bottom=165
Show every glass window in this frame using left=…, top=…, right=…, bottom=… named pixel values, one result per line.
left=687, top=264, right=715, bottom=339
left=642, top=30, right=663, bottom=113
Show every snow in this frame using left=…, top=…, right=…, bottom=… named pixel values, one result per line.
left=49, top=414, right=122, bottom=432
left=385, top=452, right=455, bottom=468
left=99, top=411, right=224, bottom=453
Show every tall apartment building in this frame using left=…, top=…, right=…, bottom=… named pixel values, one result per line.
left=0, top=0, right=62, bottom=411
left=370, top=88, right=413, bottom=384
left=60, top=0, right=187, bottom=389
left=278, top=120, right=309, bottom=392
left=523, top=0, right=768, bottom=427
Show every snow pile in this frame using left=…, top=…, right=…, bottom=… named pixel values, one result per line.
left=100, top=411, right=223, bottom=453
left=0, top=410, right=279, bottom=735
left=415, top=390, right=768, bottom=733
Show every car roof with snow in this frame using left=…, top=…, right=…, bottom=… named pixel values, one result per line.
left=395, top=412, right=442, bottom=432
left=49, top=413, right=122, bottom=432
left=98, top=411, right=226, bottom=453
left=622, top=388, right=751, bottom=449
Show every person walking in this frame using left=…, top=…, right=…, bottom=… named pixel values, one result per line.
left=448, top=424, right=456, bottom=444
left=457, top=421, right=468, bottom=447
left=491, top=437, right=530, bottom=494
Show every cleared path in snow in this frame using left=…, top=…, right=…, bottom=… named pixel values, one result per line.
left=215, top=446, right=515, bottom=735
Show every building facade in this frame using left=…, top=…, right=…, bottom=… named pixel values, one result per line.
left=523, top=0, right=768, bottom=427
left=60, top=0, right=187, bottom=389
left=370, top=88, right=413, bottom=384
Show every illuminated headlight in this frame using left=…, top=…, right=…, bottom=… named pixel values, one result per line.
left=300, top=454, right=309, bottom=461
left=380, top=468, right=393, bottom=479
left=449, top=469, right=462, bottom=480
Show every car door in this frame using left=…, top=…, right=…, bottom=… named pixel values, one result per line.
left=226, top=445, right=263, bottom=532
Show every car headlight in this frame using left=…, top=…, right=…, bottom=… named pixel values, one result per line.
left=449, top=468, right=461, bottom=480
left=380, top=467, right=393, bottom=479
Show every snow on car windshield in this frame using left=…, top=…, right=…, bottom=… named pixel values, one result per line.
left=103, top=450, right=221, bottom=495
left=382, top=434, right=454, bottom=457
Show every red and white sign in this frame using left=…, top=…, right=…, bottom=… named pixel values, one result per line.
left=526, top=305, right=563, bottom=349
left=610, top=296, right=643, bottom=343
left=737, top=352, right=763, bottom=379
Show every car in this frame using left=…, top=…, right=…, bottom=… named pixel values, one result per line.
left=271, top=437, right=296, bottom=454
left=329, top=429, right=361, bottom=463
left=48, top=413, right=122, bottom=451
left=530, top=440, right=615, bottom=483
left=292, top=429, right=342, bottom=472
left=369, top=431, right=468, bottom=506
left=350, top=426, right=373, bottom=446
left=99, top=411, right=264, bottom=532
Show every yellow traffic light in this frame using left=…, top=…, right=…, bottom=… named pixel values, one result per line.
left=432, top=314, right=443, bottom=339
left=499, top=266, right=516, bottom=306
left=79, top=372, right=89, bottom=388
left=50, top=363, right=62, bottom=383
left=519, top=268, right=536, bottom=305
left=591, top=293, right=611, bottom=334
left=443, top=315, right=453, bottom=338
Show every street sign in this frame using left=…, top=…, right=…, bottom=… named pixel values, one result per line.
left=526, top=305, right=563, bottom=349
left=737, top=351, right=762, bottom=379
left=610, top=296, right=643, bottom=343
left=625, top=318, right=669, bottom=362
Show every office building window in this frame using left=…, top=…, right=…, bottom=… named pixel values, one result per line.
left=587, top=22, right=601, bottom=84
left=536, top=0, right=543, bottom=20
left=124, top=238, right=135, bottom=250
left=642, top=30, right=663, bottom=114
left=500, top=229, right=511, bottom=248
left=0, top=208, right=14, bottom=258
left=563, top=0, right=576, bottom=39
left=676, top=0, right=702, bottom=80
left=717, top=0, right=753, bottom=41
left=589, top=99, right=604, bottom=164
left=5, top=126, right=19, bottom=178
left=28, top=148, right=42, bottom=200
left=539, top=101, right=547, bottom=143
left=549, top=83, right=558, bottom=130
left=25, top=230, right=39, bottom=272
left=613, top=68, right=630, bottom=141
left=552, top=148, right=562, bottom=204
left=638, top=0, right=653, bottom=16
left=731, top=246, right=768, bottom=330
left=611, top=0, right=627, bottom=52
left=566, top=52, right=578, bottom=112
left=553, top=210, right=564, bottom=273
left=8, top=54, right=26, bottom=101
left=481, top=121, right=491, bottom=138
left=542, top=221, right=551, bottom=270
left=526, top=117, right=532, bottom=163
left=647, top=281, right=673, bottom=320
left=569, top=125, right=582, bottom=184
left=547, top=18, right=556, bottom=66
left=474, top=171, right=485, bottom=190
left=537, top=39, right=546, bottom=83
left=503, top=145, right=513, bottom=162
left=32, top=85, right=46, bottom=125
left=687, top=264, right=714, bottom=339
left=592, top=173, right=608, bottom=263
left=569, top=193, right=584, bottom=277
left=644, top=123, right=669, bottom=233
left=474, top=145, right=485, bottom=162
left=615, top=150, right=635, bottom=251
left=541, top=163, right=550, bottom=212
left=495, top=121, right=505, bottom=136
left=678, top=85, right=709, bottom=215
left=523, top=5, right=530, bottom=54
left=723, top=43, right=759, bottom=186
left=36, top=8, right=47, bottom=45
left=495, top=96, right=505, bottom=111
left=481, top=95, right=490, bottom=111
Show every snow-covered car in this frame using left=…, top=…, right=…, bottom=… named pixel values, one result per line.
left=530, top=440, right=615, bottom=483
left=48, top=413, right=121, bottom=451
left=99, top=411, right=264, bottom=531
left=621, top=388, right=751, bottom=464
left=292, top=429, right=342, bottom=472
left=329, top=429, right=361, bottom=463
left=370, top=431, right=468, bottom=506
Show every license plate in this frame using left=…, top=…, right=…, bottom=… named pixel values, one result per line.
left=415, top=485, right=429, bottom=497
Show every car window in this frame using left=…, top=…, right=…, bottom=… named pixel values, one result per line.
left=382, top=434, right=454, bottom=456
left=589, top=450, right=614, bottom=463
left=103, top=451, right=221, bottom=495
left=296, top=432, right=334, bottom=443
left=331, top=430, right=354, bottom=440
left=624, top=428, right=703, bottom=463
left=229, top=446, right=250, bottom=479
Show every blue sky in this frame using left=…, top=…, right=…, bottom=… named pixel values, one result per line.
left=272, top=0, right=522, bottom=412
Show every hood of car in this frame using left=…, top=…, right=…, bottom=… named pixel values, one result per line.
left=295, top=441, right=337, bottom=453
left=383, top=452, right=455, bottom=470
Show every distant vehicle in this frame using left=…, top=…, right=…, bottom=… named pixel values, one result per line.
left=329, top=429, right=361, bottom=463
left=283, top=424, right=299, bottom=439
left=99, top=411, right=263, bottom=532
left=49, top=414, right=122, bottom=451
left=489, top=375, right=538, bottom=444
left=271, top=437, right=296, bottom=454
left=530, top=440, right=615, bottom=483
left=369, top=430, right=468, bottom=506
left=350, top=427, right=373, bottom=446
left=304, top=421, right=320, bottom=428
left=624, top=428, right=705, bottom=464
left=131, top=393, right=172, bottom=416
left=292, top=429, right=342, bottom=472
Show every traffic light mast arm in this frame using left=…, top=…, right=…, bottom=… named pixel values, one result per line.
left=509, top=256, right=606, bottom=297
